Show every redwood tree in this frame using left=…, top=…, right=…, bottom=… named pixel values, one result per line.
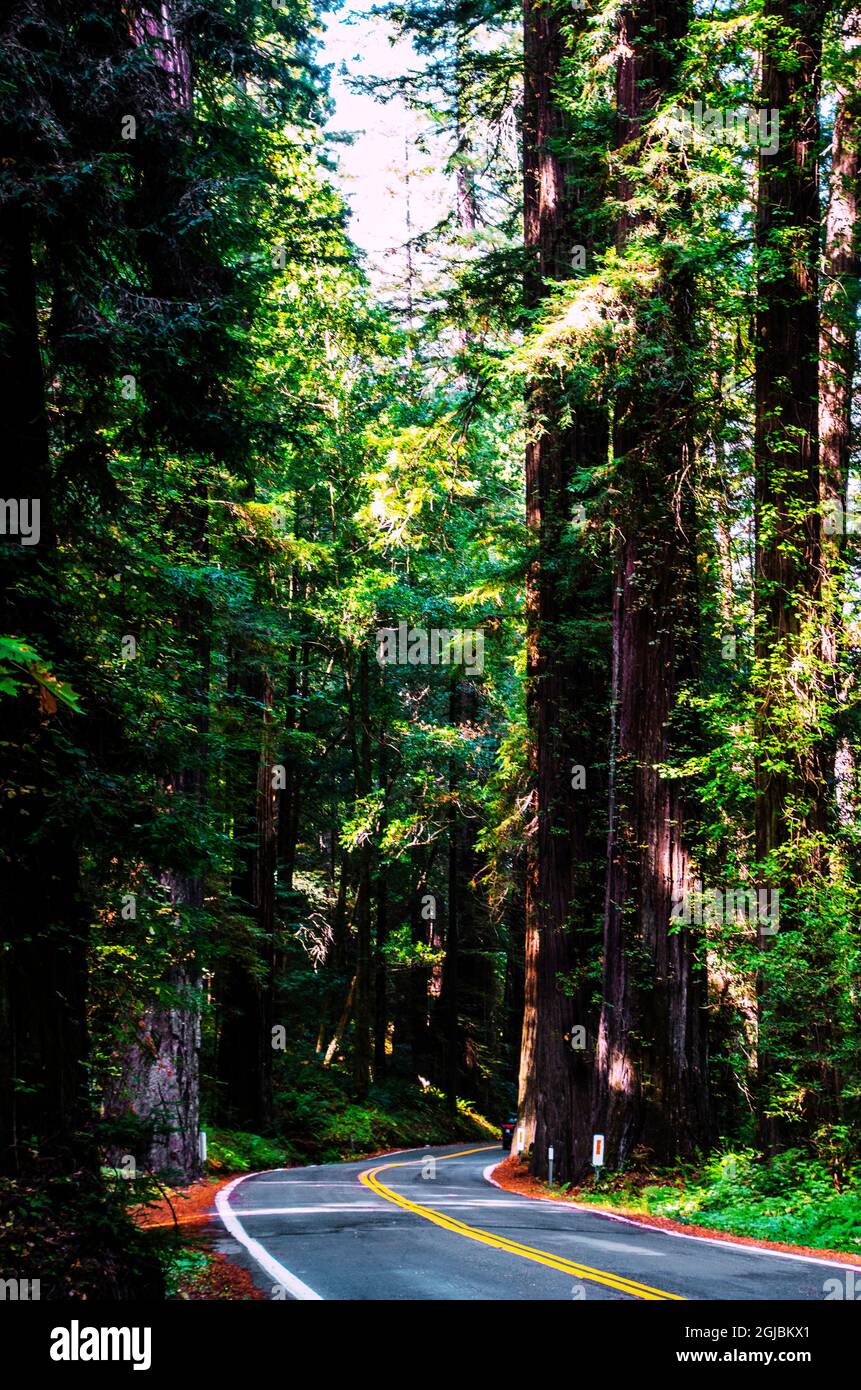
left=518, top=0, right=610, bottom=1182
left=591, top=0, right=710, bottom=1170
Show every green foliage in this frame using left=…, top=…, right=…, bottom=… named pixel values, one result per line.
left=208, top=1064, right=496, bottom=1170
left=161, top=1244, right=210, bottom=1299
left=0, top=637, right=82, bottom=709
left=207, top=1130, right=298, bottom=1174
left=0, top=1173, right=163, bottom=1299
left=571, top=1148, right=861, bottom=1255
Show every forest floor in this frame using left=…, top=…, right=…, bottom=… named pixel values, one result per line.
left=491, top=1154, right=861, bottom=1264
left=132, top=1177, right=265, bottom=1299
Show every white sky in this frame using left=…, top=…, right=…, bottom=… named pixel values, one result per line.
left=319, top=7, right=450, bottom=287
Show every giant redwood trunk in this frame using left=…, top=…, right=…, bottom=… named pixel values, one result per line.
left=518, top=0, right=572, bottom=1166
left=819, top=12, right=859, bottom=826
left=518, top=0, right=610, bottom=1182
left=115, top=949, right=201, bottom=1177
left=105, top=2, right=205, bottom=1177
left=753, top=0, right=829, bottom=1145
left=108, top=591, right=209, bottom=1179
left=592, top=0, right=709, bottom=1170
left=820, top=17, right=860, bottom=550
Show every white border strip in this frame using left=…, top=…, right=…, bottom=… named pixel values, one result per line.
left=482, top=1162, right=861, bottom=1272
left=215, top=1171, right=323, bottom=1300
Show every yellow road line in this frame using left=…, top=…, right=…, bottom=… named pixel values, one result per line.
left=359, top=1146, right=684, bottom=1301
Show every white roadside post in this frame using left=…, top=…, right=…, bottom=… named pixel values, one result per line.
left=592, top=1132, right=604, bottom=1184
left=548, top=1145, right=554, bottom=1186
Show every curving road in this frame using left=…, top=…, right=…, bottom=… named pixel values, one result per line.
left=213, top=1143, right=860, bottom=1301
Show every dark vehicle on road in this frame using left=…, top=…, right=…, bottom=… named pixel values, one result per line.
left=501, top=1116, right=517, bottom=1150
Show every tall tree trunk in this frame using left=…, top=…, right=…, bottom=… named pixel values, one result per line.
left=109, top=0, right=205, bottom=1179
left=116, top=938, right=201, bottom=1177
left=517, top=0, right=575, bottom=1166
left=592, top=0, right=709, bottom=1171
left=820, top=11, right=860, bottom=828
left=519, top=0, right=612, bottom=1182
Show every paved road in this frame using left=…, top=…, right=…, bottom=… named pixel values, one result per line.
left=213, top=1143, right=859, bottom=1300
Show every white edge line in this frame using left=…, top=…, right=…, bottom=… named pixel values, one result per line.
left=212, top=1148, right=429, bottom=1299
left=482, top=1161, right=861, bottom=1273
left=215, top=1171, right=323, bottom=1300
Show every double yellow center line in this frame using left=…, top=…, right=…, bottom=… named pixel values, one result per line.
left=359, top=1145, right=684, bottom=1301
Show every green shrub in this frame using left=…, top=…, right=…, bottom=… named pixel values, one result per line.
left=571, top=1147, right=861, bottom=1254
left=205, top=1056, right=498, bottom=1173
left=206, top=1130, right=298, bottom=1174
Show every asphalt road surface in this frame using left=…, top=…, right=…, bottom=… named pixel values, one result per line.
left=214, top=1142, right=859, bottom=1301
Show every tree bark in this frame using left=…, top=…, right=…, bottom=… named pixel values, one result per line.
left=517, top=0, right=576, bottom=1167
left=820, top=11, right=860, bottom=827
left=592, top=0, right=710, bottom=1170
left=518, top=0, right=612, bottom=1183
left=107, top=0, right=205, bottom=1179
